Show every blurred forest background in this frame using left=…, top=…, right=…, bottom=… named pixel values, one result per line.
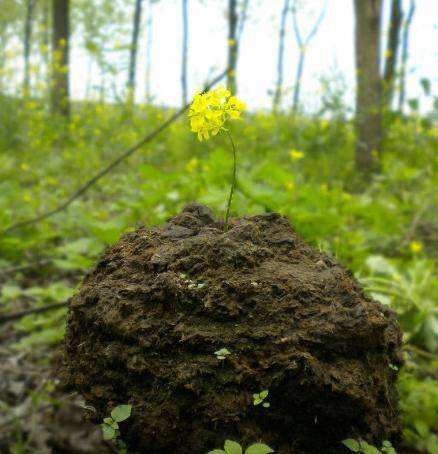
left=0, top=0, right=437, bottom=453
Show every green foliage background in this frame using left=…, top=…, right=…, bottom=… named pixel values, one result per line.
left=0, top=95, right=437, bottom=452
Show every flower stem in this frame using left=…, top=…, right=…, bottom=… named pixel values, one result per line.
left=224, top=129, right=237, bottom=232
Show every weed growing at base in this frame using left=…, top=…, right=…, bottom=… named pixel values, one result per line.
left=208, top=439, right=274, bottom=454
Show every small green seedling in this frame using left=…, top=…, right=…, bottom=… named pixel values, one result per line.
left=381, top=441, right=397, bottom=454
left=207, top=439, right=274, bottom=454
left=101, top=404, right=132, bottom=441
left=253, top=390, right=270, bottom=408
left=215, top=348, right=231, bottom=360
left=342, top=439, right=396, bottom=454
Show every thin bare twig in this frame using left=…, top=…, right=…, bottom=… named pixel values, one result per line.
left=2, top=69, right=227, bottom=235
left=0, top=259, right=52, bottom=275
left=291, top=0, right=328, bottom=113
left=404, top=344, right=438, bottom=361
left=0, top=300, right=69, bottom=324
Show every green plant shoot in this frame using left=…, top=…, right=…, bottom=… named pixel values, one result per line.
left=188, top=86, right=245, bottom=231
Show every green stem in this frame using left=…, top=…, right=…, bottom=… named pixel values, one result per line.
left=224, top=129, right=237, bottom=232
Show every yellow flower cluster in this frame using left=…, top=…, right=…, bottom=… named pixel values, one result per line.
left=289, top=149, right=304, bottom=160
left=189, top=87, right=245, bottom=141
left=410, top=241, right=423, bottom=253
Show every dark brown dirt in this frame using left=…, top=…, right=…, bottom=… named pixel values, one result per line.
left=61, top=203, right=403, bottom=453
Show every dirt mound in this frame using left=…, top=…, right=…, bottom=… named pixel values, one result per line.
left=61, top=203, right=402, bottom=453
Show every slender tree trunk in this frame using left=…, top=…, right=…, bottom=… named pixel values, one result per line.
left=181, top=0, right=188, bottom=105
left=398, top=0, right=415, bottom=112
left=42, top=0, right=50, bottom=66
left=227, top=0, right=238, bottom=93
left=291, top=0, right=326, bottom=113
left=0, top=37, right=5, bottom=94
left=354, top=0, right=383, bottom=174
left=237, top=0, right=250, bottom=43
left=145, top=0, right=153, bottom=103
left=85, top=57, right=92, bottom=99
left=128, top=0, right=143, bottom=100
left=292, top=50, right=304, bottom=114
left=273, top=0, right=289, bottom=112
left=24, top=0, right=36, bottom=97
left=382, top=0, right=402, bottom=110
left=99, top=70, right=105, bottom=103
left=51, top=0, right=70, bottom=118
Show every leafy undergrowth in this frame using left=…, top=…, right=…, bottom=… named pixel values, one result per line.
left=0, top=97, right=436, bottom=453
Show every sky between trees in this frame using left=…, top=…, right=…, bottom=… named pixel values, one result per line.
left=65, top=0, right=436, bottom=111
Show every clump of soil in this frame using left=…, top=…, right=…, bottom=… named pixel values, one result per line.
left=61, top=203, right=402, bottom=453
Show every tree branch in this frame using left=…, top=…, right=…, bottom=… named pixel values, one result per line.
left=305, top=0, right=328, bottom=45
left=291, top=1, right=303, bottom=47
left=0, top=301, right=69, bottom=324
left=0, top=259, right=52, bottom=275
left=237, top=0, right=250, bottom=43
left=2, top=69, right=227, bottom=235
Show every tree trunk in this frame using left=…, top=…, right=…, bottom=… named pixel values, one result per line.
left=291, top=0, right=326, bottom=114
left=51, top=0, right=70, bottom=118
left=227, top=0, right=238, bottom=93
left=354, top=0, right=383, bottom=174
left=398, top=0, right=415, bottom=112
left=292, top=50, right=304, bottom=114
left=42, top=0, right=50, bottom=67
left=181, top=0, right=188, bottom=105
left=23, top=0, right=36, bottom=97
left=128, top=0, right=143, bottom=100
left=273, top=0, right=289, bottom=113
left=145, top=0, right=153, bottom=103
left=0, top=37, right=5, bottom=94
left=382, top=0, right=402, bottom=110
left=237, top=0, right=250, bottom=43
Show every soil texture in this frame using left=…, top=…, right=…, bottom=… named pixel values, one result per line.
left=61, top=203, right=403, bottom=453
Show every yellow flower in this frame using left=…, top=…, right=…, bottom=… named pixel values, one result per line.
left=25, top=101, right=37, bottom=110
left=226, top=96, right=245, bottom=119
left=228, top=39, right=236, bottom=47
left=320, top=120, right=329, bottom=130
left=284, top=181, right=294, bottom=191
left=410, top=241, right=423, bottom=253
left=289, top=149, right=304, bottom=160
left=186, top=158, right=198, bottom=173
left=188, top=86, right=245, bottom=141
